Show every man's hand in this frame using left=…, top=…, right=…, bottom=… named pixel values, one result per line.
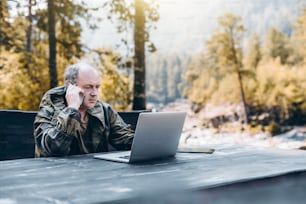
left=65, top=84, right=84, bottom=110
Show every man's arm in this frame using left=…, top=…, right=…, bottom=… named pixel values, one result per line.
left=106, top=106, right=134, bottom=150
left=33, top=94, right=81, bottom=157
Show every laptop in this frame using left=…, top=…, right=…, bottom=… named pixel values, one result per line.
left=94, top=111, right=186, bottom=163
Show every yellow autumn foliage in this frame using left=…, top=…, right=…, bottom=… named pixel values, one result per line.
left=0, top=48, right=132, bottom=111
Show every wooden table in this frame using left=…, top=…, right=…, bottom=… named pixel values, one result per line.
left=1, top=143, right=306, bottom=204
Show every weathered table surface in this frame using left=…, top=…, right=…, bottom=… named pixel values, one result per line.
left=1, top=143, right=306, bottom=204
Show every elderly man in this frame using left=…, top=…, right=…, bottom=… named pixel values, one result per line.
left=34, top=62, right=134, bottom=157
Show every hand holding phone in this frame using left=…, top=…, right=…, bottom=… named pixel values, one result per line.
left=65, top=84, right=84, bottom=110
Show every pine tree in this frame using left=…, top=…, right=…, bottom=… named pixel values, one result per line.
left=206, top=13, right=248, bottom=125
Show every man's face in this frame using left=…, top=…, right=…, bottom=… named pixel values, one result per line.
left=77, top=68, right=101, bottom=110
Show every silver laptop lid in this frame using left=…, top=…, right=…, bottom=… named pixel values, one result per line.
left=129, top=112, right=186, bottom=163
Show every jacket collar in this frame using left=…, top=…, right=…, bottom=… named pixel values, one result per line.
left=87, top=102, right=106, bottom=128
left=48, top=86, right=67, bottom=111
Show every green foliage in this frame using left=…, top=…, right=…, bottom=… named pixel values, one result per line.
left=146, top=53, right=188, bottom=105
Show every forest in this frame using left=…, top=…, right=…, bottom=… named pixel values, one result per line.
left=183, top=10, right=306, bottom=130
left=1, top=0, right=306, bottom=132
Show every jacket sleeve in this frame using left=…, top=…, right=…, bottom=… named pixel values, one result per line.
left=107, top=106, right=134, bottom=150
left=33, top=94, right=82, bottom=157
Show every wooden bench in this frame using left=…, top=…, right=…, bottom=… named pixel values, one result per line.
left=0, top=109, right=145, bottom=161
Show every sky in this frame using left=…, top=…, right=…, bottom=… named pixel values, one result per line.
left=81, top=0, right=305, bottom=55
left=81, top=0, right=224, bottom=54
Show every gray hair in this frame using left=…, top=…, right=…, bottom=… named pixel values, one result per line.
left=64, top=62, right=100, bottom=86
left=64, top=63, right=80, bottom=86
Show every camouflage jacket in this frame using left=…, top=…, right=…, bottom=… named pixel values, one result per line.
left=33, top=86, right=134, bottom=157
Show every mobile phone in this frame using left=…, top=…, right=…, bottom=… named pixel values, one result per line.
left=80, top=94, right=85, bottom=106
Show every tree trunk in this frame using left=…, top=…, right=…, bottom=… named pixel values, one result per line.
left=48, top=0, right=58, bottom=88
left=229, top=34, right=248, bottom=126
left=132, top=0, right=146, bottom=110
left=26, top=0, right=32, bottom=53
left=237, top=68, right=248, bottom=125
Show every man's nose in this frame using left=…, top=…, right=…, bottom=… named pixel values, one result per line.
left=90, top=88, right=98, bottom=95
